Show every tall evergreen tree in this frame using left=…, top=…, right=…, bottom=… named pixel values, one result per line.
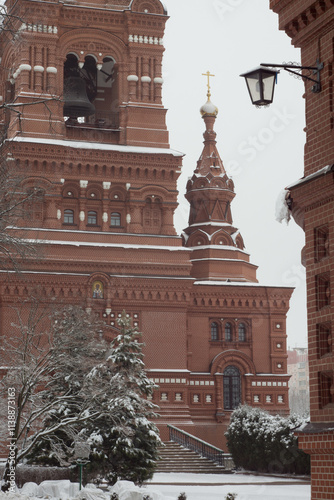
left=86, top=312, right=161, bottom=485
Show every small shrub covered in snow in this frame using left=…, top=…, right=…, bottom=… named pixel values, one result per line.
left=225, top=405, right=310, bottom=475
left=225, top=494, right=237, bottom=500
left=0, top=464, right=74, bottom=489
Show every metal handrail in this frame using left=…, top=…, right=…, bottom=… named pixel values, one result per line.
left=167, top=424, right=227, bottom=467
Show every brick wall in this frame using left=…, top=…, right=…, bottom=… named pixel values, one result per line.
left=269, top=2, right=334, bottom=499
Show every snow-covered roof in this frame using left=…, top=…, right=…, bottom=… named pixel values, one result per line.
left=287, top=164, right=334, bottom=189
left=10, top=136, right=184, bottom=157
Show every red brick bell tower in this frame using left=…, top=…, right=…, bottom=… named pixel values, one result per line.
left=2, top=0, right=169, bottom=148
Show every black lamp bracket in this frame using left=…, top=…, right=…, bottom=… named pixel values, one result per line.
left=261, top=60, right=323, bottom=93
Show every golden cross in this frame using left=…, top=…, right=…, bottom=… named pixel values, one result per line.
left=202, top=70, right=215, bottom=96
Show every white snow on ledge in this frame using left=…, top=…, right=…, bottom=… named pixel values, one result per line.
left=191, top=258, right=251, bottom=264
left=24, top=238, right=189, bottom=252
left=10, top=136, right=184, bottom=157
left=0, top=270, right=194, bottom=281
left=245, top=373, right=290, bottom=377
left=275, top=189, right=291, bottom=225
left=287, top=164, right=334, bottom=189
left=12, top=226, right=181, bottom=239
left=187, top=222, right=233, bottom=228
left=194, top=280, right=293, bottom=288
left=146, top=369, right=190, bottom=372
left=189, top=244, right=250, bottom=256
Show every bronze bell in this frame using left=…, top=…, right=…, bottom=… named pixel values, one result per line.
left=63, top=76, right=95, bottom=118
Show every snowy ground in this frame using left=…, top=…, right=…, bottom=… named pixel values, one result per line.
left=1, top=472, right=310, bottom=500
left=145, top=473, right=311, bottom=500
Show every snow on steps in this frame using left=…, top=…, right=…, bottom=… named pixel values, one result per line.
left=155, top=441, right=231, bottom=474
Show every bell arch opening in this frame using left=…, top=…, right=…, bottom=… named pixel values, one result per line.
left=63, top=53, right=119, bottom=129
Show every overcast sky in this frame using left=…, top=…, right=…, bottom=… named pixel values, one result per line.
left=161, top=0, right=307, bottom=348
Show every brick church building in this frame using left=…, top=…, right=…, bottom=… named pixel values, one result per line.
left=270, top=1, right=334, bottom=499
left=0, top=0, right=293, bottom=449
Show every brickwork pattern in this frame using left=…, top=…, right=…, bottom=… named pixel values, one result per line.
left=270, top=2, right=334, bottom=499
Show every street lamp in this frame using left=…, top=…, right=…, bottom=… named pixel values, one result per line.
left=240, top=60, right=323, bottom=107
left=240, top=66, right=278, bottom=107
left=73, top=441, right=90, bottom=491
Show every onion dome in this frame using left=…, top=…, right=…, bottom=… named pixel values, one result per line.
left=200, top=95, right=218, bottom=117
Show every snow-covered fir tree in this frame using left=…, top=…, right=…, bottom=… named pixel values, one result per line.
left=85, top=312, right=161, bottom=485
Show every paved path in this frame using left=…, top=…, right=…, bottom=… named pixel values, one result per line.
left=144, top=473, right=311, bottom=500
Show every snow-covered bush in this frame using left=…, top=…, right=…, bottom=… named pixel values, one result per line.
left=225, top=405, right=310, bottom=474
left=0, top=464, right=73, bottom=488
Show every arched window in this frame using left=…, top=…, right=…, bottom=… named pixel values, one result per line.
left=225, top=322, right=232, bottom=341
left=87, top=211, right=97, bottom=225
left=64, top=209, right=74, bottom=224
left=223, top=366, right=241, bottom=410
left=238, top=323, right=246, bottom=342
left=24, top=188, right=45, bottom=225
left=211, top=322, right=219, bottom=341
left=110, top=212, right=121, bottom=227
left=143, top=197, right=162, bottom=234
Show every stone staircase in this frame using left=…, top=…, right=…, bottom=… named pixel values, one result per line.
left=155, top=441, right=231, bottom=474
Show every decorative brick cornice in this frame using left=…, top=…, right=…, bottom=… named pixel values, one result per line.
left=271, top=0, right=334, bottom=45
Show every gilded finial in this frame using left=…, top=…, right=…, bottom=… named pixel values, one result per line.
left=202, top=70, right=215, bottom=100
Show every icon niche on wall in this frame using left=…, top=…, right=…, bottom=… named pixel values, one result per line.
left=92, top=281, right=104, bottom=299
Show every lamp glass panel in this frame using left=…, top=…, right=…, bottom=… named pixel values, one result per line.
left=262, top=73, right=276, bottom=102
left=245, top=73, right=262, bottom=104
